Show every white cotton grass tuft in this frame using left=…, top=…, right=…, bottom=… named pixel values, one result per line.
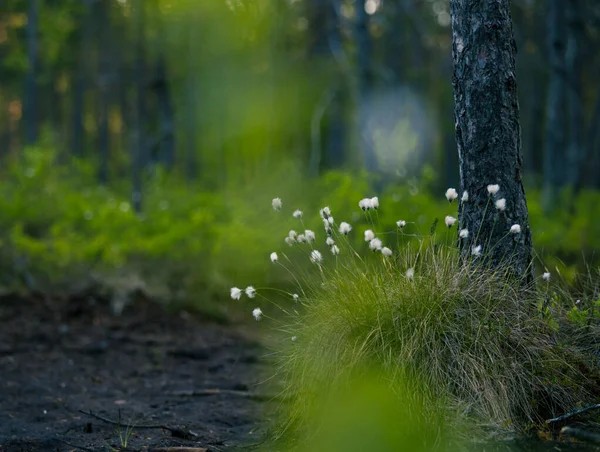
left=461, top=191, right=469, bottom=202
left=364, top=229, right=375, bottom=242
left=381, top=247, right=393, bottom=257
left=310, top=250, right=323, bottom=263
left=369, top=238, right=383, bottom=251
left=487, top=184, right=500, bottom=196
left=291, top=336, right=297, bottom=342
left=319, top=206, right=331, bottom=219
left=327, top=216, right=335, bottom=225
left=292, top=293, right=299, bottom=302
left=396, top=220, right=406, bottom=229
left=252, top=307, right=263, bottom=321
left=495, top=198, right=506, bottom=211
left=339, top=222, right=352, bottom=235
left=286, top=230, right=297, bottom=246
left=406, top=268, right=415, bottom=280
left=359, top=198, right=372, bottom=211
left=370, top=197, right=379, bottom=209
left=445, top=188, right=458, bottom=203
left=330, top=245, right=340, bottom=255
left=292, top=209, right=303, bottom=219
left=510, top=224, right=521, bottom=234
left=326, top=237, right=335, bottom=247
left=272, top=198, right=282, bottom=211
left=543, top=272, right=551, bottom=281
left=270, top=252, right=278, bottom=263
left=471, top=245, right=482, bottom=257
left=459, top=228, right=469, bottom=239
left=445, top=216, right=457, bottom=228
left=245, top=286, right=256, bottom=298
left=297, top=234, right=306, bottom=243
left=323, top=219, right=332, bottom=234
left=230, top=287, right=242, bottom=300
left=304, top=230, right=316, bottom=243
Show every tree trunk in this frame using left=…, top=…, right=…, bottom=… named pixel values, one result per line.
left=132, top=0, right=145, bottom=213
left=542, top=0, right=567, bottom=210
left=565, top=0, right=583, bottom=187
left=72, top=2, right=91, bottom=157
left=24, top=0, right=39, bottom=145
left=153, top=55, right=175, bottom=169
left=97, top=0, right=111, bottom=184
left=355, top=2, right=377, bottom=171
left=185, top=21, right=197, bottom=183
left=580, top=88, right=600, bottom=189
left=450, top=0, right=533, bottom=280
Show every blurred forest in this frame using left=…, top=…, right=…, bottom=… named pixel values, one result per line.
left=1, top=0, right=600, bottom=300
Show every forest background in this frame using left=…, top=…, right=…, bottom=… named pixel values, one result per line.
left=1, top=0, right=599, bottom=316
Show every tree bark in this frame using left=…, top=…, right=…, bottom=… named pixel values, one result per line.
left=450, top=0, right=533, bottom=280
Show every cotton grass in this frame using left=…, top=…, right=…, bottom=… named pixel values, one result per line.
left=249, top=195, right=590, bottom=447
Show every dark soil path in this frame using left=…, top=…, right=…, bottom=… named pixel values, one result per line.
left=0, top=290, right=271, bottom=452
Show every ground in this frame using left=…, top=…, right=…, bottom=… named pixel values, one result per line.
left=0, top=287, right=272, bottom=452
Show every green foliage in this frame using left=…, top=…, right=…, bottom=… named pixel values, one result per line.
left=1, top=147, right=600, bottom=306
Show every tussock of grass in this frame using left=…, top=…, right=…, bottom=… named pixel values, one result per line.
left=276, top=241, right=591, bottom=442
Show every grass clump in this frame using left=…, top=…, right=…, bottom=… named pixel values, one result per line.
left=235, top=196, right=598, bottom=448
left=279, top=244, right=588, bottom=440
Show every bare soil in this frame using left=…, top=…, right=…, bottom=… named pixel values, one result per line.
left=0, top=290, right=272, bottom=452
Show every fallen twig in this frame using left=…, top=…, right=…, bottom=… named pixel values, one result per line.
left=56, top=437, right=97, bottom=452
left=79, top=410, right=198, bottom=440
left=172, top=388, right=285, bottom=402
left=545, top=403, right=600, bottom=424
left=149, top=448, right=207, bottom=452
left=561, top=426, right=600, bottom=444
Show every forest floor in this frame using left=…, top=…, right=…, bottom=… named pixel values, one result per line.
left=0, top=285, right=274, bottom=452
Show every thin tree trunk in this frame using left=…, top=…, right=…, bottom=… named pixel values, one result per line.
left=185, top=22, right=197, bottom=183
left=450, top=0, right=533, bottom=280
left=132, top=0, right=145, bottom=212
left=24, top=0, right=39, bottom=145
left=309, top=87, right=335, bottom=176
left=325, top=0, right=345, bottom=169
left=355, top=2, right=377, bottom=171
left=97, top=0, right=111, bottom=184
left=326, top=91, right=345, bottom=168
left=579, top=88, right=600, bottom=190
left=565, top=0, right=583, bottom=187
left=542, top=0, right=567, bottom=210
left=524, top=70, right=545, bottom=176
left=153, top=55, right=175, bottom=169
left=72, top=2, right=91, bottom=157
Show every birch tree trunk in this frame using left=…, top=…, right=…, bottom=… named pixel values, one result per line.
left=450, top=0, right=533, bottom=280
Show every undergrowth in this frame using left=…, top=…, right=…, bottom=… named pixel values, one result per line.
left=232, top=194, right=600, bottom=448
